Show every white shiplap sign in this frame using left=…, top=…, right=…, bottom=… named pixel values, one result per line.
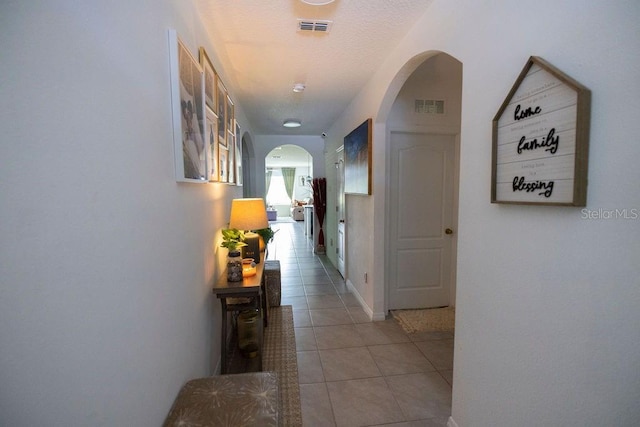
left=492, top=57, right=591, bottom=206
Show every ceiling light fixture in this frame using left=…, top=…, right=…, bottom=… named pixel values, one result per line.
left=293, top=83, right=306, bottom=93
left=300, top=0, right=335, bottom=5
left=283, top=119, right=302, bottom=128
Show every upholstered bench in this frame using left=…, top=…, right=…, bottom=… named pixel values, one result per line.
left=264, top=260, right=281, bottom=307
left=163, top=372, right=279, bottom=427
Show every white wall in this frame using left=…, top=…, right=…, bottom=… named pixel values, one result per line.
left=325, top=0, right=640, bottom=425
left=0, top=1, right=248, bottom=425
left=387, top=53, right=461, bottom=132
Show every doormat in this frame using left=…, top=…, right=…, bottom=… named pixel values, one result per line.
left=391, top=306, right=455, bottom=334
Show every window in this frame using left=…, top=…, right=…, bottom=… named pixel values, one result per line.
left=266, top=169, right=291, bottom=205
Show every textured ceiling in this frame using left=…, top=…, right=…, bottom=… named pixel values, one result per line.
left=265, top=144, right=313, bottom=168
left=196, top=0, right=434, bottom=136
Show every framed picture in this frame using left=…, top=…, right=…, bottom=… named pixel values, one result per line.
left=219, top=147, right=228, bottom=183
left=226, top=95, right=234, bottom=135
left=205, top=106, right=219, bottom=182
left=199, top=47, right=216, bottom=112
left=216, top=80, right=227, bottom=148
left=227, top=131, right=236, bottom=184
left=492, top=56, right=591, bottom=206
left=168, top=29, right=206, bottom=183
left=344, top=118, right=372, bottom=195
left=235, top=121, right=243, bottom=186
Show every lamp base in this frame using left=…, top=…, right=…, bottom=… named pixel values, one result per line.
left=242, top=232, right=261, bottom=263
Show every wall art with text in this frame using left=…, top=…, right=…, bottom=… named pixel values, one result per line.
left=492, top=56, right=591, bottom=206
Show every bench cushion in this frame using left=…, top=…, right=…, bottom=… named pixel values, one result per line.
left=163, top=372, right=278, bottom=427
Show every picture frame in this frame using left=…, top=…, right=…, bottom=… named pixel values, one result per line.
left=199, top=47, right=216, bottom=113
left=344, top=118, right=373, bottom=195
left=219, top=147, right=228, bottom=183
left=492, top=56, right=591, bottom=206
left=168, top=29, right=206, bottom=183
left=235, top=121, right=243, bottom=186
left=227, top=131, right=235, bottom=184
left=226, top=95, right=234, bottom=136
left=205, top=106, right=219, bottom=182
left=216, top=79, right=227, bottom=148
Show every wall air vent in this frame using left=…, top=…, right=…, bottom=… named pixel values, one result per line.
left=297, top=19, right=333, bottom=33
left=415, top=99, right=445, bottom=114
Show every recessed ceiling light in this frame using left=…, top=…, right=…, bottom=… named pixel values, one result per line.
left=293, top=83, right=306, bottom=93
left=300, top=0, right=335, bottom=5
left=283, top=119, right=302, bottom=128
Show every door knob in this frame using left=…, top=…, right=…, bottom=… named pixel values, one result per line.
left=445, top=228, right=454, bottom=235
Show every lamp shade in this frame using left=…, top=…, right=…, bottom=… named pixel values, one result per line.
left=229, top=198, right=269, bottom=263
left=228, top=198, right=269, bottom=231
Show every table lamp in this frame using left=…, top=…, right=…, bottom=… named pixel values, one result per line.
left=228, top=198, right=269, bottom=263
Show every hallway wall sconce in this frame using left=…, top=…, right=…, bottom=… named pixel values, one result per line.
left=293, top=83, right=306, bottom=93
left=283, top=119, right=302, bottom=128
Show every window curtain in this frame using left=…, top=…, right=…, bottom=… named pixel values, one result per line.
left=265, top=169, right=273, bottom=196
left=281, top=167, right=296, bottom=203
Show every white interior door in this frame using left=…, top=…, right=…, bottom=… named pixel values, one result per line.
left=336, top=157, right=346, bottom=277
left=388, top=132, right=456, bottom=310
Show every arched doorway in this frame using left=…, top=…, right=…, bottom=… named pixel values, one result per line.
left=264, top=144, right=313, bottom=219
left=241, top=131, right=255, bottom=197
left=379, top=52, right=463, bottom=312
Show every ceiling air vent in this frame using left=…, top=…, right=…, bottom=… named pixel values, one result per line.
left=297, top=19, right=333, bottom=33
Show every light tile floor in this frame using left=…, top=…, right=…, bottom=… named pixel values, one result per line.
left=269, top=219, right=453, bottom=427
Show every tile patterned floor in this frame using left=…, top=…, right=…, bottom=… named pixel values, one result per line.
left=269, top=219, right=453, bottom=427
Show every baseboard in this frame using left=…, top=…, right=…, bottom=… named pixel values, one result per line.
left=212, top=356, right=221, bottom=376
left=447, top=416, right=459, bottom=427
left=345, top=279, right=386, bottom=321
left=371, top=311, right=387, bottom=321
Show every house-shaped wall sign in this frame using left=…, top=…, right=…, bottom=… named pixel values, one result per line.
left=491, top=56, right=591, bottom=206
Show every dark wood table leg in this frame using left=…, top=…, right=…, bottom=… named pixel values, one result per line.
left=220, top=298, right=228, bottom=374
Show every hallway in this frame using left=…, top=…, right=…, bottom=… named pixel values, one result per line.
left=270, top=219, right=453, bottom=426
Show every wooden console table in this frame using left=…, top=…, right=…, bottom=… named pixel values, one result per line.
left=212, top=255, right=268, bottom=374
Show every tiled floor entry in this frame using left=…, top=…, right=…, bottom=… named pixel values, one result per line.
left=270, top=219, right=453, bottom=427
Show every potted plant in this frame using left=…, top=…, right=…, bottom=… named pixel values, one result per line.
left=255, top=226, right=278, bottom=252
left=221, top=228, right=247, bottom=252
left=221, top=228, right=247, bottom=282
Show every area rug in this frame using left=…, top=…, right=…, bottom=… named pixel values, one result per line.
left=263, top=305, right=302, bottom=427
left=227, top=305, right=302, bottom=426
left=391, top=306, right=455, bottom=334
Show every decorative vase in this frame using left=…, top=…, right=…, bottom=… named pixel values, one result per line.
left=227, top=250, right=243, bottom=282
